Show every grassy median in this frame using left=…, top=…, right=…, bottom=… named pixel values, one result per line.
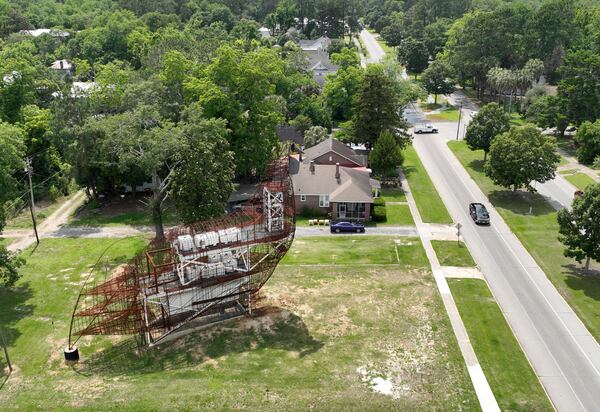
left=431, top=240, right=476, bottom=267
left=448, top=140, right=600, bottom=341
left=449, top=279, right=554, bottom=412
left=564, top=173, right=597, bottom=191
left=403, top=146, right=453, bottom=224
left=0, top=236, right=479, bottom=410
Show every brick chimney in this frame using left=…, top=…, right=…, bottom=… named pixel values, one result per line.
left=310, top=160, right=315, bottom=174
left=299, top=152, right=303, bottom=162
left=335, top=162, right=340, bottom=179
left=59, top=60, right=64, bottom=69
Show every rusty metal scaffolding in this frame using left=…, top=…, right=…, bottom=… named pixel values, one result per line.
left=68, top=158, right=295, bottom=347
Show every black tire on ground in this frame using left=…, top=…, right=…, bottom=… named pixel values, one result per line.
left=356, top=228, right=361, bottom=233
left=335, top=228, right=341, bottom=233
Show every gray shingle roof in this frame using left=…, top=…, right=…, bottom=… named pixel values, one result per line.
left=289, top=157, right=374, bottom=203
left=303, top=137, right=366, bottom=167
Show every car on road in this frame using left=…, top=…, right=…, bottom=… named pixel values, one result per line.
left=414, top=124, right=439, bottom=134
left=469, top=203, right=490, bottom=225
left=330, top=221, right=365, bottom=233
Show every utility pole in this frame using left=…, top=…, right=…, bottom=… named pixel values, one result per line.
left=25, top=157, right=39, bottom=245
left=0, top=326, right=12, bottom=373
left=456, top=102, right=463, bottom=141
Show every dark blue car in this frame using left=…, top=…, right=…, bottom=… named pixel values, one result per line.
left=330, top=221, right=365, bottom=233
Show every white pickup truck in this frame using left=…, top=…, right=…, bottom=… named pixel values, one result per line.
left=414, top=124, right=439, bottom=134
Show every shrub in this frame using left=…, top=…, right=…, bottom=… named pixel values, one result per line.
left=593, top=155, right=600, bottom=170
left=374, top=197, right=385, bottom=206
left=299, top=206, right=326, bottom=218
left=48, top=185, right=61, bottom=201
left=372, top=204, right=387, bottom=222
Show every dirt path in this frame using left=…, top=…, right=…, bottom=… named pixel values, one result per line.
left=6, top=190, right=87, bottom=252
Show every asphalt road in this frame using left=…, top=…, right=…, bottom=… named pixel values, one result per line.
left=413, top=123, right=600, bottom=412
left=359, top=29, right=385, bottom=64
left=361, top=28, right=600, bottom=410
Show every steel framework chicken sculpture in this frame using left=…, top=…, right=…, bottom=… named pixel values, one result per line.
left=66, top=158, right=295, bottom=358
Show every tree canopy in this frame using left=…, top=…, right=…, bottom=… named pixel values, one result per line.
left=485, top=125, right=561, bottom=192
left=558, top=184, right=600, bottom=271
left=465, top=102, right=510, bottom=160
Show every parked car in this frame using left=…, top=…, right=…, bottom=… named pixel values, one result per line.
left=469, top=203, right=490, bottom=225
left=565, top=126, right=577, bottom=136
left=330, top=221, right=365, bottom=233
left=575, top=190, right=584, bottom=198
left=414, top=124, right=439, bottom=134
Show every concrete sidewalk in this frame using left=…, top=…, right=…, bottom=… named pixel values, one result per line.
left=400, top=170, right=500, bottom=412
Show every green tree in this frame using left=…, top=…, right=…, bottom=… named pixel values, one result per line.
left=105, top=105, right=184, bottom=239
left=558, top=184, right=600, bottom=271
left=323, top=65, right=363, bottom=121
left=330, top=48, right=360, bottom=69
left=0, top=121, right=26, bottom=287
left=370, top=130, right=403, bottom=177
left=398, top=37, right=429, bottom=78
left=575, top=120, right=600, bottom=165
left=465, top=102, right=510, bottom=161
left=351, top=64, right=409, bottom=149
left=558, top=50, right=600, bottom=125
left=423, top=18, right=452, bottom=58
left=304, top=125, right=329, bottom=148
left=525, top=95, right=569, bottom=137
left=485, top=126, right=560, bottom=192
left=420, top=60, right=454, bottom=104
left=380, top=12, right=404, bottom=47
left=171, top=106, right=234, bottom=224
left=443, top=6, right=530, bottom=98
left=0, top=248, right=24, bottom=288
left=274, top=0, right=298, bottom=33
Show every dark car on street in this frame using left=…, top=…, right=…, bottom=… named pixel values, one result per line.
left=330, top=221, right=365, bottom=233
left=469, top=203, right=490, bottom=225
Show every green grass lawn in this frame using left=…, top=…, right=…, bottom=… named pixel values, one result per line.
left=380, top=188, right=406, bottom=203
left=431, top=241, right=476, bottom=267
left=69, top=209, right=180, bottom=227
left=403, top=146, right=453, bottom=224
left=0, top=236, right=480, bottom=410
left=380, top=204, right=414, bottom=226
left=4, top=196, right=69, bottom=230
left=448, top=140, right=600, bottom=342
left=564, top=173, right=598, bottom=191
left=282, top=236, right=427, bottom=267
left=509, top=112, right=528, bottom=126
left=449, top=279, right=554, bottom=412
left=426, top=107, right=460, bottom=122
left=559, top=169, right=579, bottom=175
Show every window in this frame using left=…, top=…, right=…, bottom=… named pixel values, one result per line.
left=319, top=195, right=330, bottom=208
left=300, top=194, right=306, bottom=202
left=329, top=156, right=332, bottom=162
left=337, top=202, right=366, bottom=219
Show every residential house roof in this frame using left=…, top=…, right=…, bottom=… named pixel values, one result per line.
left=50, top=59, right=73, bottom=71
left=289, top=157, right=374, bottom=203
left=258, top=27, right=271, bottom=38
left=20, top=28, right=70, bottom=37
left=303, top=137, right=367, bottom=167
left=305, top=50, right=338, bottom=87
left=299, top=36, right=331, bottom=52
